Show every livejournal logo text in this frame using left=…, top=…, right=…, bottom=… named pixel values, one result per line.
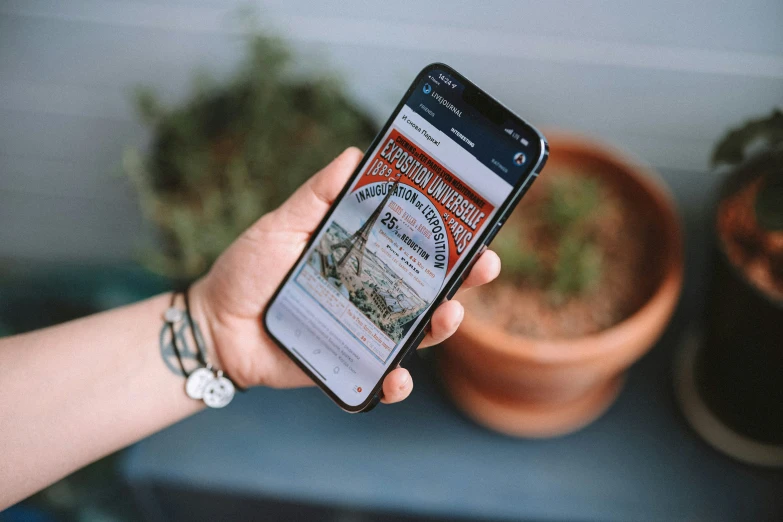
left=430, top=91, right=462, bottom=118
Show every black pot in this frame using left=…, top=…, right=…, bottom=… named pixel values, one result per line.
left=678, top=154, right=783, bottom=467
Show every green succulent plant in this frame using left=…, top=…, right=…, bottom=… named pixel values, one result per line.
left=124, top=35, right=377, bottom=278
left=712, top=108, right=783, bottom=232
left=493, top=173, right=604, bottom=303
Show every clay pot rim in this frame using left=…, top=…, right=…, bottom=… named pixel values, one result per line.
left=459, top=130, right=684, bottom=365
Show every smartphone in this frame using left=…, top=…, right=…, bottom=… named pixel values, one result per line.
left=263, top=63, right=548, bottom=412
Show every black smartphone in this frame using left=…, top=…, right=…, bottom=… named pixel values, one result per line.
left=263, top=63, right=548, bottom=412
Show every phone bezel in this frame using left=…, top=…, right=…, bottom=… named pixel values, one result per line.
left=262, top=62, right=548, bottom=412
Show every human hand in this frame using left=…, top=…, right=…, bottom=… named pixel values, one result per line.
left=192, top=148, right=501, bottom=404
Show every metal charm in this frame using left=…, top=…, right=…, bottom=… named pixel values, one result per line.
left=185, top=367, right=215, bottom=400
left=164, top=307, right=184, bottom=324
left=202, top=372, right=235, bottom=408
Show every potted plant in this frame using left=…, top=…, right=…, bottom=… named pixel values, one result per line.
left=440, top=132, right=683, bottom=437
left=676, top=109, right=783, bottom=466
left=124, top=35, right=377, bottom=279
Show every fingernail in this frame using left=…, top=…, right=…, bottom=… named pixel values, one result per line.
left=399, top=372, right=411, bottom=391
left=453, top=303, right=465, bottom=328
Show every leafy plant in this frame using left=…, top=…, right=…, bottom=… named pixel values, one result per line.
left=493, top=173, right=604, bottom=303
left=124, top=35, right=377, bottom=278
left=552, top=235, right=602, bottom=299
left=712, top=108, right=783, bottom=232
left=492, top=231, right=542, bottom=284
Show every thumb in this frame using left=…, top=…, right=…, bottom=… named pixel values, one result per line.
left=273, top=147, right=363, bottom=233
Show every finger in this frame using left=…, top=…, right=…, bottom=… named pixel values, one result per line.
left=419, top=299, right=464, bottom=348
left=457, top=249, right=501, bottom=295
left=380, top=367, right=413, bottom=404
left=277, top=147, right=363, bottom=232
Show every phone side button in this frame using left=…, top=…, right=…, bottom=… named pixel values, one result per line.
left=484, top=220, right=504, bottom=246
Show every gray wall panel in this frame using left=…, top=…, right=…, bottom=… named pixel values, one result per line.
left=1, top=0, right=781, bottom=262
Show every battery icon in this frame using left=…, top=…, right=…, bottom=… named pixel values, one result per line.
left=520, top=137, right=529, bottom=146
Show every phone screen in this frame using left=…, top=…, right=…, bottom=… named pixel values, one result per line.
left=265, top=65, right=544, bottom=409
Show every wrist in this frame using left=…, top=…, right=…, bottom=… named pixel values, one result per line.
left=185, top=279, right=222, bottom=370
left=186, top=278, right=251, bottom=389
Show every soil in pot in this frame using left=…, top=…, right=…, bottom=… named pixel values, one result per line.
left=463, top=167, right=660, bottom=340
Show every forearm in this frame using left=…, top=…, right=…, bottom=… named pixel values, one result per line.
left=0, top=291, right=207, bottom=508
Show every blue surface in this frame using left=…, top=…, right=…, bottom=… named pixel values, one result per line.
left=119, top=167, right=783, bottom=521
left=120, top=339, right=783, bottom=521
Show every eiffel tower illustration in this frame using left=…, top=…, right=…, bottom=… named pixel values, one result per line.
left=332, top=174, right=402, bottom=276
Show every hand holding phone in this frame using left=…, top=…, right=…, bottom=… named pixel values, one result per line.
left=190, top=145, right=502, bottom=405
left=263, top=64, right=547, bottom=411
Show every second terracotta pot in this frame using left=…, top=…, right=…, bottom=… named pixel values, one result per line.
left=439, top=132, right=684, bottom=437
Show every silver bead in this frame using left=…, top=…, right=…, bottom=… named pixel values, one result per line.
left=185, top=367, right=215, bottom=400
left=202, top=374, right=235, bottom=408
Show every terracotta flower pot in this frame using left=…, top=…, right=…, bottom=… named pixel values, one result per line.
left=439, top=132, right=684, bottom=437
